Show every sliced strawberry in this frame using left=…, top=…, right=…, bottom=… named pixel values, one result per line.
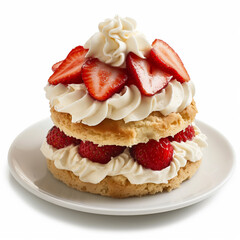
left=52, top=60, right=63, bottom=72
left=68, top=45, right=84, bottom=55
left=81, top=58, right=128, bottom=101
left=126, top=52, right=172, bottom=96
left=51, top=46, right=83, bottom=72
left=48, top=46, right=88, bottom=85
left=150, top=39, right=190, bottom=82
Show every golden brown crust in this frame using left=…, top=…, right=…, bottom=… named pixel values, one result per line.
left=50, top=100, right=197, bottom=146
left=47, top=159, right=201, bottom=198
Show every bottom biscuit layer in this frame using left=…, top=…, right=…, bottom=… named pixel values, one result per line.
left=47, top=159, right=201, bottom=198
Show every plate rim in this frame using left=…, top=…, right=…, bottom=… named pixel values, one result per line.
left=8, top=118, right=236, bottom=216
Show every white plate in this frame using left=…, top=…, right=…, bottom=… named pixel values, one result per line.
left=8, top=119, right=235, bottom=216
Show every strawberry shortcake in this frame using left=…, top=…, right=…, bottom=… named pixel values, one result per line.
left=41, top=16, right=207, bottom=198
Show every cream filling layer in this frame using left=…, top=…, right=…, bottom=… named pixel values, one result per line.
left=40, top=125, right=207, bottom=184
left=45, top=79, right=195, bottom=126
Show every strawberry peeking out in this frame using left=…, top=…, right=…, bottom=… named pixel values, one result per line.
left=168, top=125, right=195, bottom=143
left=46, top=126, right=81, bottom=149
left=130, top=138, right=174, bottom=171
left=78, top=141, right=126, bottom=164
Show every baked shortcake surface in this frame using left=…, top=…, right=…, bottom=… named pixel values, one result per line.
left=50, top=101, right=197, bottom=146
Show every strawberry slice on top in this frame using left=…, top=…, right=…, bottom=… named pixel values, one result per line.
left=150, top=39, right=190, bottom=82
left=126, top=52, right=172, bottom=96
left=81, top=58, right=128, bottom=101
left=51, top=46, right=84, bottom=72
left=48, top=46, right=88, bottom=85
left=52, top=60, right=63, bottom=72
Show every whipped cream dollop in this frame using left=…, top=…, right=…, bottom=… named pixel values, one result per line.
left=45, top=79, right=195, bottom=126
left=41, top=125, right=207, bottom=184
left=84, top=16, right=151, bottom=67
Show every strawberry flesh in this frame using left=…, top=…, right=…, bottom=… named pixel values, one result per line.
left=126, top=52, right=172, bottom=96
left=51, top=46, right=83, bottom=72
left=150, top=39, right=190, bottom=82
left=81, top=58, right=128, bottom=101
left=48, top=46, right=88, bottom=85
left=52, top=60, right=63, bottom=72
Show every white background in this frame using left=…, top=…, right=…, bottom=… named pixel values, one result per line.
left=1, top=0, right=239, bottom=239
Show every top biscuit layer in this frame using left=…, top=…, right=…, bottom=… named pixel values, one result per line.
left=50, top=100, right=197, bottom=146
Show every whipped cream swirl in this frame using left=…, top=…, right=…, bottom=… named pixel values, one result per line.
left=41, top=125, right=207, bottom=184
left=45, top=79, right=195, bottom=126
left=84, top=16, right=151, bottom=67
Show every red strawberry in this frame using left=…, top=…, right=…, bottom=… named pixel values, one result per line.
left=51, top=46, right=84, bottom=72
left=81, top=58, right=128, bottom=101
left=68, top=45, right=85, bottom=55
left=169, top=125, right=195, bottom=143
left=126, top=52, right=172, bottom=96
left=130, top=138, right=174, bottom=171
left=73, top=138, right=82, bottom=146
left=48, top=46, right=88, bottom=85
left=52, top=60, right=63, bottom=72
left=150, top=39, right=190, bottom=82
left=78, top=141, right=125, bottom=164
left=46, top=126, right=81, bottom=149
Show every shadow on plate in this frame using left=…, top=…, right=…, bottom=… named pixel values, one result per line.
left=8, top=171, right=218, bottom=231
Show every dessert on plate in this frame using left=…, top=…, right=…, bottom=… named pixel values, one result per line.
left=41, top=16, right=207, bottom=198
